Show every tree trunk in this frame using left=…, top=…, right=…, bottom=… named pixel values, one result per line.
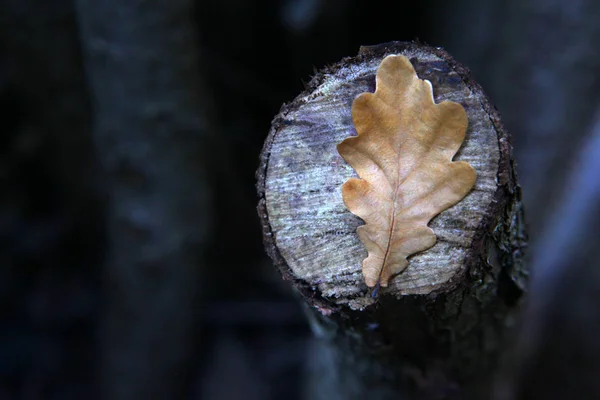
left=257, top=42, right=527, bottom=399
left=76, top=1, right=212, bottom=398
left=494, top=113, right=600, bottom=400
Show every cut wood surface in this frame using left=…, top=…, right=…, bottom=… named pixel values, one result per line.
left=258, top=41, right=526, bottom=311
left=258, top=42, right=527, bottom=397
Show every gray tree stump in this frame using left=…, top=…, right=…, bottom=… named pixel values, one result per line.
left=257, top=42, right=527, bottom=399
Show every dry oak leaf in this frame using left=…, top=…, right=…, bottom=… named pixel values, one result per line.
left=337, top=54, right=477, bottom=288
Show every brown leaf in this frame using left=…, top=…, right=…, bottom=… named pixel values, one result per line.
left=337, top=55, right=476, bottom=288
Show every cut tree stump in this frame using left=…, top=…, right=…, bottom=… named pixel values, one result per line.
left=257, top=42, right=527, bottom=399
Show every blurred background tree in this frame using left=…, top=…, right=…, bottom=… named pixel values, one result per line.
left=0, top=0, right=599, bottom=399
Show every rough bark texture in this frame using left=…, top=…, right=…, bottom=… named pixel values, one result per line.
left=492, top=111, right=600, bottom=399
left=257, top=42, right=527, bottom=398
left=431, top=2, right=600, bottom=398
left=494, top=112, right=600, bottom=400
left=76, top=1, right=212, bottom=398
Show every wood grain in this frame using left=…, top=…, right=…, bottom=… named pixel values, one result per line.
left=257, top=41, right=527, bottom=397
left=261, top=45, right=501, bottom=309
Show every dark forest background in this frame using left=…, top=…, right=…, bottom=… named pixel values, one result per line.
left=1, top=0, right=599, bottom=399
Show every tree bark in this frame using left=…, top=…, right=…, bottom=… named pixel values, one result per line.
left=257, top=42, right=527, bottom=399
left=494, top=113, right=600, bottom=399
left=430, top=2, right=600, bottom=397
left=76, top=1, right=212, bottom=398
